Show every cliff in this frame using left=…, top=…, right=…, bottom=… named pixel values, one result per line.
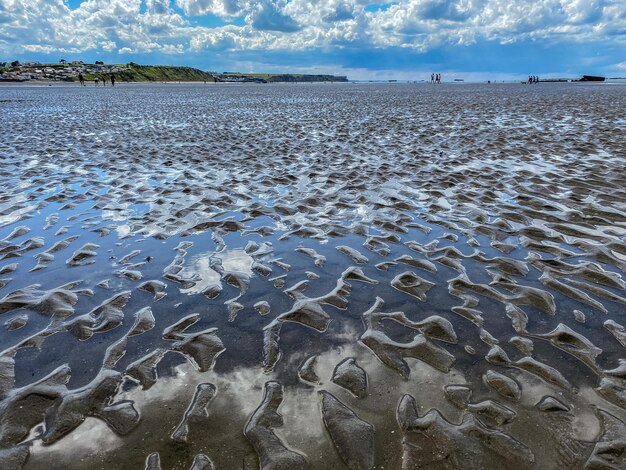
left=114, top=64, right=215, bottom=82
left=215, top=73, right=348, bottom=83
left=1, top=61, right=349, bottom=83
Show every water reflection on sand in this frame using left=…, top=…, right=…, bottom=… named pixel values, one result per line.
left=0, top=82, right=625, bottom=469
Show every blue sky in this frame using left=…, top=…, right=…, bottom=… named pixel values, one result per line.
left=1, top=0, right=624, bottom=80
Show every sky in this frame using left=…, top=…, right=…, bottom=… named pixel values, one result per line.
left=0, top=0, right=625, bottom=80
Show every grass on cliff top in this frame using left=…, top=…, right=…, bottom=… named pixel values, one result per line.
left=221, top=72, right=309, bottom=78
left=115, top=65, right=214, bottom=82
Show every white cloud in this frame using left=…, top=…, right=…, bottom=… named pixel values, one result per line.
left=560, top=0, right=605, bottom=24
left=248, top=0, right=301, bottom=32
left=0, top=0, right=624, bottom=71
left=175, top=0, right=244, bottom=18
left=101, top=40, right=117, bottom=51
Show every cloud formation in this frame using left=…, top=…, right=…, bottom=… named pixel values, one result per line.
left=1, top=0, right=624, bottom=76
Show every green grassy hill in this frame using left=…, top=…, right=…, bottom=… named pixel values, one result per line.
left=2, top=61, right=349, bottom=83
left=218, top=72, right=348, bottom=82
left=114, top=65, right=215, bottom=82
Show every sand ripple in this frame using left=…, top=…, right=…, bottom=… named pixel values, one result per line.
left=0, top=83, right=625, bottom=469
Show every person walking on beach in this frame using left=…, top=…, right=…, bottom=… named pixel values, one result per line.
left=78, top=72, right=85, bottom=86
left=94, top=76, right=99, bottom=86
left=101, top=75, right=106, bottom=86
left=431, top=73, right=434, bottom=83
left=110, top=74, right=115, bottom=86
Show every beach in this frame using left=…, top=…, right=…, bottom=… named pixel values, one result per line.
left=1, top=82, right=625, bottom=469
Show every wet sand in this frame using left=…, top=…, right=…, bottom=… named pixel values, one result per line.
left=0, top=82, right=625, bottom=469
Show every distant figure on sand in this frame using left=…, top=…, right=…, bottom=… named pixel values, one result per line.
left=101, top=75, right=106, bottom=86
left=78, top=73, right=85, bottom=86
left=94, top=76, right=99, bottom=86
left=431, top=73, right=434, bottom=83
left=110, top=74, right=115, bottom=86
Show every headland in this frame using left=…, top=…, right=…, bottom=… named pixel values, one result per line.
left=0, top=60, right=348, bottom=83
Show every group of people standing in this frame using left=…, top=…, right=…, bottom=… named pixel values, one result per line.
left=527, top=75, right=539, bottom=84
left=77, top=72, right=116, bottom=86
left=430, top=73, right=442, bottom=83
